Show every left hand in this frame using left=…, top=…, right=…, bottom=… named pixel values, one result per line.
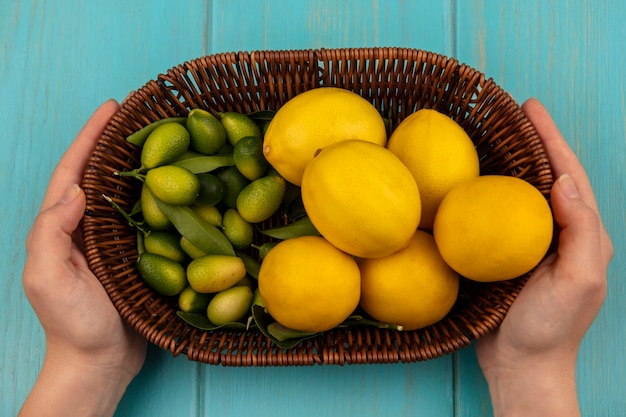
left=21, top=99, right=147, bottom=417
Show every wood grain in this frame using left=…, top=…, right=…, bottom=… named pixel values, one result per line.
left=1, top=0, right=624, bottom=416
left=457, top=1, right=626, bottom=414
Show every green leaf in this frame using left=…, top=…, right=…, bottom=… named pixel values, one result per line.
left=126, top=117, right=187, bottom=147
left=267, top=322, right=318, bottom=342
left=251, top=303, right=319, bottom=349
left=259, top=216, right=319, bottom=240
left=129, top=199, right=143, bottom=217
left=236, top=251, right=261, bottom=279
left=171, top=154, right=235, bottom=174
left=339, top=315, right=404, bottom=331
left=152, top=194, right=235, bottom=256
left=246, top=110, right=276, bottom=124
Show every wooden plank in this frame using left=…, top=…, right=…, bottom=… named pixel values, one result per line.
left=0, top=1, right=207, bottom=416
left=202, top=2, right=457, bottom=417
left=455, top=1, right=626, bottom=415
left=115, top=346, right=201, bottom=417
left=209, top=0, right=454, bottom=54
left=8, top=0, right=623, bottom=416
left=201, top=360, right=453, bottom=417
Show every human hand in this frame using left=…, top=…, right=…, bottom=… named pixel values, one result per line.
left=20, top=99, right=147, bottom=417
left=475, top=98, right=614, bottom=416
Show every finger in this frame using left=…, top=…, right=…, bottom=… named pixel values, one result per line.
left=27, top=184, right=86, bottom=260
left=521, top=98, right=599, bottom=214
left=550, top=174, right=607, bottom=300
left=41, top=99, right=120, bottom=211
left=24, top=185, right=87, bottom=300
left=523, top=98, right=613, bottom=264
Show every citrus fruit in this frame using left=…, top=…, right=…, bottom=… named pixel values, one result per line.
left=144, top=165, right=200, bottom=206
left=386, top=109, right=479, bottom=230
left=263, top=87, right=387, bottom=185
left=178, top=286, right=213, bottom=313
left=207, top=285, right=254, bottom=326
left=233, top=135, right=269, bottom=181
left=258, top=235, right=361, bottom=333
left=127, top=117, right=186, bottom=147
left=140, top=184, right=172, bottom=230
left=236, top=173, right=286, bottom=223
left=186, top=254, right=246, bottom=293
left=179, top=236, right=209, bottom=260
left=195, top=173, right=226, bottom=205
left=217, top=111, right=263, bottom=147
left=190, top=203, right=223, bottom=226
left=217, top=166, right=250, bottom=209
left=141, top=122, right=190, bottom=169
left=136, top=252, right=187, bottom=296
left=358, top=230, right=459, bottom=330
left=143, top=231, right=187, bottom=263
left=222, top=208, right=254, bottom=249
left=301, top=140, right=421, bottom=259
left=433, top=175, right=553, bottom=282
left=186, top=108, right=226, bottom=155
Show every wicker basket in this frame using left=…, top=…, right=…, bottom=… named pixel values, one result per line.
left=81, top=47, right=553, bottom=366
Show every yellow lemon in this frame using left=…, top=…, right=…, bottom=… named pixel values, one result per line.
left=263, top=87, right=387, bottom=186
left=257, top=236, right=360, bottom=333
left=359, top=230, right=459, bottom=330
left=386, top=109, right=479, bottom=230
left=301, top=140, right=421, bottom=259
left=433, top=175, right=553, bottom=282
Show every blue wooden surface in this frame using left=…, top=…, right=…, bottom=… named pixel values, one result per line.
left=1, top=1, right=624, bottom=415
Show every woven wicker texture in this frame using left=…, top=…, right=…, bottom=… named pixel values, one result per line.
left=81, top=47, right=553, bottom=366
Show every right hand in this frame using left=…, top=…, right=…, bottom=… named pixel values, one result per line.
left=475, top=98, right=613, bottom=416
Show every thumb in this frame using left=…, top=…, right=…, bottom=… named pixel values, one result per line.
left=26, top=184, right=86, bottom=257
left=550, top=174, right=605, bottom=289
left=24, top=184, right=87, bottom=304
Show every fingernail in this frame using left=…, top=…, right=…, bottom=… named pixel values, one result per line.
left=558, top=174, right=580, bottom=199
left=61, top=184, right=81, bottom=204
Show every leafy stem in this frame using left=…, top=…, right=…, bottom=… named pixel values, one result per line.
left=102, top=194, right=150, bottom=235
left=113, top=167, right=146, bottom=181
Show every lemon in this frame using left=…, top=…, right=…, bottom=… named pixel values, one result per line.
left=136, top=252, right=187, bottom=297
left=433, top=175, right=553, bottom=282
left=301, top=140, right=421, bottom=259
left=263, top=87, right=387, bottom=185
left=141, top=122, right=190, bottom=169
left=258, top=236, right=361, bottom=333
left=359, top=230, right=459, bottom=330
left=386, top=109, right=479, bottom=230
left=144, top=165, right=200, bottom=206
